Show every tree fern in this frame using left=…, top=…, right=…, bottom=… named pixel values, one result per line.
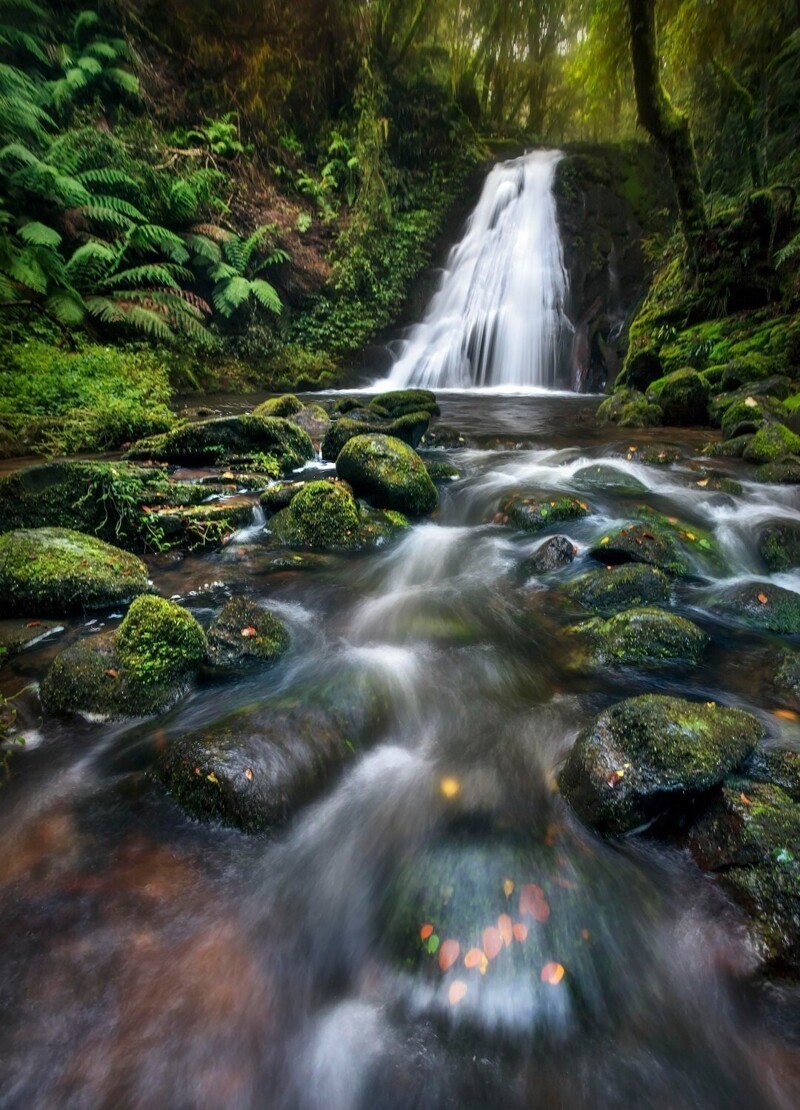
left=18, top=219, right=60, bottom=247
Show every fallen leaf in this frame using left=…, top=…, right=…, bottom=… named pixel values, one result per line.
left=104, top=668, right=119, bottom=680
left=206, top=772, right=219, bottom=784
left=25, top=621, right=42, bottom=628
left=581, top=929, right=590, bottom=941
left=483, top=926, right=503, bottom=961
left=440, top=776, right=460, bottom=798
left=744, top=397, right=757, bottom=408
left=512, top=922, right=528, bottom=942
left=438, top=939, right=460, bottom=971
left=757, top=592, right=769, bottom=605
left=773, top=708, right=800, bottom=721
left=519, top=883, right=550, bottom=923
left=427, top=934, right=440, bottom=955
left=606, top=769, right=625, bottom=787
left=420, top=924, right=434, bottom=941
left=464, top=947, right=486, bottom=969
left=497, top=913, right=513, bottom=948
left=740, top=792, right=752, bottom=806
left=241, top=626, right=258, bottom=637
left=541, top=962, right=565, bottom=985
left=244, top=768, right=254, bottom=781
left=642, top=532, right=655, bottom=541
left=503, top=878, right=515, bottom=899
left=448, top=980, right=468, bottom=1005
left=696, top=478, right=709, bottom=488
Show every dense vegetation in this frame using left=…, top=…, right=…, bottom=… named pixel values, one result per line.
left=0, top=0, right=798, bottom=455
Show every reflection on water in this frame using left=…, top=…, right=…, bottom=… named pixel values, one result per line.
left=1, top=394, right=799, bottom=1108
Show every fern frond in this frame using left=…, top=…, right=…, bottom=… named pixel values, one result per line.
left=73, top=10, right=100, bottom=41
left=183, top=232, right=221, bottom=264
left=212, top=274, right=250, bottom=316
left=64, top=239, right=118, bottom=281
left=209, top=261, right=238, bottom=281
left=101, top=263, right=190, bottom=290
left=249, top=278, right=282, bottom=314
left=86, top=296, right=176, bottom=340
left=18, top=220, right=61, bottom=248
left=45, top=288, right=86, bottom=325
left=189, top=222, right=232, bottom=243
left=128, top=223, right=189, bottom=263
left=79, top=204, right=135, bottom=230
left=87, top=194, right=146, bottom=221
left=75, top=54, right=103, bottom=77
left=105, top=68, right=139, bottom=96
left=76, top=167, right=137, bottom=190
left=776, top=233, right=800, bottom=267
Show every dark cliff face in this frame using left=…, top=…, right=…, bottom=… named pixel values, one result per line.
left=554, top=142, right=675, bottom=392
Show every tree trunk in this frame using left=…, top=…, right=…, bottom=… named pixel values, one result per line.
left=628, top=0, right=708, bottom=270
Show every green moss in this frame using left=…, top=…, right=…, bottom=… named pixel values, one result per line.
left=322, top=409, right=432, bottom=460
left=498, top=494, right=590, bottom=533
left=424, top=459, right=460, bottom=482
left=117, top=595, right=207, bottom=684
left=270, top=480, right=363, bottom=550
left=336, top=433, right=438, bottom=516
left=646, top=368, right=710, bottom=426
left=755, top=459, right=800, bottom=484
left=568, top=607, right=708, bottom=670
left=207, top=597, right=290, bottom=666
left=596, top=389, right=662, bottom=428
left=0, top=527, right=149, bottom=616
left=252, top=394, right=304, bottom=417
left=562, top=564, right=671, bottom=615
left=127, top=414, right=313, bottom=472
left=152, top=497, right=256, bottom=550
left=559, top=695, right=763, bottom=836
left=368, top=389, right=440, bottom=418
left=743, top=423, right=800, bottom=465
left=708, top=581, right=800, bottom=634
left=590, top=522, right=690, bottom=576
left=758, top=523, right=800, bottom=572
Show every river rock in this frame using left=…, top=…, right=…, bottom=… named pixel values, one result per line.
left=424, top=459, right=460, bottom=483
left=290, top=403, right=331, bottom=443
left=562, top=564, right=671, bottom=614
left=420, top=425, right=469, bottom=448
left=252, top=394, right=304, bottom=417
left=743, top=423, right=800, bottom=466
left=567, top=607, right=708, bottom=670
left=646, top=368, right=710, bottom=426
left=558, top=695, right=763, bottom=836
left=259, top=481, right=306, bottom=512
left=207, top=597, right=290, bottom=668
left=706, top=581, right=800, bottom=634
left=571, top=464, right=648, bottom=496
left=745, top=747, right=800, bottom=801
left=269, top=479, right=409, bottom=549
left=151, top=703, right=356, bottom=832
left=758, top=522, right=800, bottom=572
left=774, top=652, right=800, bottom=709
left=368, top=389, right=439, bottom=419
left=152, top=496, right=255, bottom=550
left=322, top=408, right=432, bottom=460
left=126, top=414, right=314, bottom=472
left=41, top=596, right=206, bottom=718
left=336, top=434, right=438, bottom=516
left=497, top=494, right=591, bottom=533
left=522, top=535, right=577, bottom=574
left=589, top=522, right=689, bottom=575
left=755, top=459, right=800, bottom=484
left=687, top=779, right=800, bottom=974
left=596, top=388, right=662, bottom=428
left=0, top=528, right=149, bottom=616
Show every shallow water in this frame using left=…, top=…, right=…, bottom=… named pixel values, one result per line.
left=1, top=393, right=799, bottom=1109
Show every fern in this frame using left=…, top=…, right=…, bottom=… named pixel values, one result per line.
left=775, top=232, right=800, bottom=267
left=18, top=219, right=60, bottom=247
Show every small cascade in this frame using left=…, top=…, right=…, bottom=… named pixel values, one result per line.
left=376, top=149, right=571, bottom=391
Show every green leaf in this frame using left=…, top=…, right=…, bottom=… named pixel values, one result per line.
left=18, top=221, right=62, bottom=249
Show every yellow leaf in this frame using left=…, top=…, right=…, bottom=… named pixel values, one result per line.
left=503, top=878, right=515, bottom=899
left=774, top=708, right=799, bottom=721
left=207, top=772, right=219, bottom=784
left=440, top=776, right=460, bottom=798
left=540, top=962, right=565, bottom=985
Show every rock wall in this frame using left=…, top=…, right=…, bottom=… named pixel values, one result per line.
left=554, top=142, right=675, bottom=392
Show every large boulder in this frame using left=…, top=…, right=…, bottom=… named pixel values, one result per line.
left=646, top=368, right=710, bottom=426
left=151, top=703, right=357, bottom=832
left=207, top=597, right=290, bottom=668
left=336, top=434, right=438, bottom=516
left=706, top=581, right=800, bottom=634
left=322, top=408, right=433, bottom=461
left=252, top=394, right=304, bottom=417
left=566, top=607, right=708, bottom=670
left=126, top=414, right=314, bottom=472
left=561, top=564, right=671, bottom=614
left=0, top=528, right=149, bottom=616
left=497, top=494, right=591, bottom=533
left=368, top=389, right=439, bottom=419
left=269, top=479, right=409, bottom=550
left=558, top=695, right=763, bottom=836
left=41, top=596, right=207, bottom=718
left=743, top=423, right=800, bottom=465
left=596, top=389, right=662, bottom=428
left=589, top=513, right=721, bottom=577
left=758, top=521, right=800, bottom=572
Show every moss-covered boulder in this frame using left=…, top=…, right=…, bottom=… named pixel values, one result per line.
left=424, top=459, right=460, bottom=483
left=720, top=397, right=771, bottom=442
left=0, top=528, right=149, bottom=616
left=259, top=481, right=306, bottom=512
left=745, top=746, right=800, bottom=801
left=269, top=479, right=408, bottom=550
left=707, top=581, right=800, bottom=634
left=207, top=597, right=290, bottom=668
left=41, top=596, right=206, bottom=718
left=621, top=347, right=664, bottom=392
left=687, top=780, right=800, bottom=974
left=775, top=652, right=800, bottom=709
left=336, top=434, right=438, bottom=516
left=152, top=496, right=256, bottom=550
left=289, top=403, right=331, bottom=443
left=252, top=394, right=304, bottom=418
left=521, top=535, right=577, bottom=574
left=151, top=703, right=355, bottom=832
left=646, top=368, right=710, bottom=426
left=596, top=389, right=662, bottom=428
left=589, top=522, right=689, bottom=575
left=567, top=607, right=708, bottom=670
left=562, top=564, right=671, bottom=614
left=558, top=695, right=763, bottom=836
left=126, top=414, right=314, bottom=472
left=497, top=494, right=591, bottom=533
left=758, top=522, right=800, bottom=572
left=322, top=409, right=432, bottom=460
left=368, top=389, right=439, bottom=419
left=420, top=425, right=469, bottom=448
left=755, top=459, right=800, bottom=484
left=743, top=423, right=800, bottom=465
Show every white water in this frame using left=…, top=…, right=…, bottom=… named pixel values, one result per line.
left=375, top=149, right=571, bottom=390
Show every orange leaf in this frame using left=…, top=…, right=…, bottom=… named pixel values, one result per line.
left=581, top=929, right=590, bottom=941
left=740, top=792, right=752, bottom=806
left=438, top=939, right=460, bottom=972
left=244, top=768, right=254, bottom=781
left=104, top=668, right=119, bottom=680
left=757, top=593, right=769, bottom=605
left=464, top=947, right=485, bottom=969
left=774, top=708, right=800, bottom=721
left=25, top=621, right=42, bottom=628
left=512, top=922, right=528, bottom=943
left=420, top=924, right=434, bottom=941
left=541, top=962, right=565, bottom=985
left=483, top=926, right=503, bottom=961
left=497, top=913, right=513, bottom=948
left=241, top=626, right=258, bottom=637
left=448, top=980, right=468, bottom=1006
left=519, top=883, right=550, bottom=923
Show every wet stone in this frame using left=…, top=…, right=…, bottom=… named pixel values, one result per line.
left=206, top=597, right=290, bottom=668
left=497, top=495, right=591, bottom=534
left=561, top=564, right=670, bottom=615
left=758, top=522, right=800, bottom=572
left=706, top=581, right=800, bottom=635
left=522, top=535, right=577, bottom=574
left=566, top=607, right=708, bottom=671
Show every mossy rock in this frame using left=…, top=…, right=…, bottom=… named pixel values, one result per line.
left=755, top=458, right=800, bottom=484
left=420, top=425, right=469, bottom=449
left=589, top=522, right=688, bottom=576
left=630, top=444, right=681, bottom=466
left=719, top=358, right=775, bottom=393
left=742, top=423, right=800, bottom=465
left=207, top=597, right=290, bottom=668
left=710, top=380, right=792, bottom=428
left=758, top=522, right=800, bottom=572
left=620, top=347, right=664, bottom=391
left=0, top=528, right=149, bottom=616
left=322, top=410, right=432, bottom=461
left=558, top=695, right=762, bottom=836
left=126, top=415, right=314, bottom=472
left=646, top=368, right=709, bottom=426
left=498, top=494, right=591, bottom=533
left=289, top=403, right=331, bottom=442
left=570, top=464, right=648, bottom=495
left=368, top=389, right=440, bottom=419
left=521, top=535, right=576, bottom=574
left=720, top=397, right=770, bottom=441
left=567, top=607, right=708, bottom=670
left=151, top=703, right=356, bottom=833
left=712, top=434, right=753, bottom=458
left=152, top=496, right=255, bottom=550
left=596, top=389, right=662, bottom=428
left=269, top=479, right=408, bottom=550
left=745, top=747, right=800, bottom=801
left=562, top=564, right=671, bottom=615
left=252, top=394, right=304, bottom=417
left=336, top=434, right=438, bottom=516
left=42, top=596, right=206, bottom=719
left=259, top=481, right=306, bottom=512
left=424, top=459, right=460, bottom=483
left=687, top=779, right=800, bottom=974
left=706, top=581, right=800, bottom=634
left=775, top=652, right=800, bottom=709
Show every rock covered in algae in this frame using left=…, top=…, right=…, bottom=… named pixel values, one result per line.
left=269, top=479, right=409, bottom=550
left=558, top=695, right=763, bottom=837
left=646, top=368, right=710, bottom=426
left=706, top=581, right=800, bottom=634
left=252, top=394, right=304, bottom=418
left=322, top=404, right=433, bottom=460
left=566, top=607, right=708, bottom=670
left=561, top=563, right=670, bottom=614
left=336, top=434, right=439, bottom=516
left=207, top=596, right=290, bottom=668
left=126, top=414, right=314, bottom=472
left=41, top=595, right=207, bottom=718
left=497, top=494, right=591, bottom=533
left=758, top=521, right=800, bottom=572
left=0, top=527, right=149, bottom=616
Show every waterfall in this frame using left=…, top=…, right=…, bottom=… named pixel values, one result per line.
left=376, top=149, right=571, bottom=391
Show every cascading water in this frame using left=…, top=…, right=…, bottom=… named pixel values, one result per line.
left=376, top=149, right=571, bottom=391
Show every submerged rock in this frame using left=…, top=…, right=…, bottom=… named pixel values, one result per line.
left=755, top=459, right=800, bottom=484
left=774, top=652, right=800, bottom=709
left=567, top=607, right=708, bottom=670
left=424, top=459, right=460, bottom=483
left=758, top=522, right=800, bottom=572
left=706, top=581, right=800, bottom=634
left=126, top=414, right=314, bottom=472
left=336, top=434, right=438, bottom=516
left=571, top=464, right=648, bottom=496
left=562, top=564, right=671, bottom=614
left=152, top=703, right=356, bottom=832
left=41, top=596, right=206, bottom=718
left=0, top=528, right=149, bottom=616
left=522, top=535, right=577, bottom=574
left=687, top=779, right=800, bottom=974
left=269, top=479, right=408, bottom=550
left=498, top=494, right=591, bottom=533
left=207, top=597, right=290, bottom=668
left=558, top=695, right=763, bottom=836
left=420, top=425, right=469, bottom=449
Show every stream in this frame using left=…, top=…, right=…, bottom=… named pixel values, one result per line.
left=1, top=392, right=799, bottom=1108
